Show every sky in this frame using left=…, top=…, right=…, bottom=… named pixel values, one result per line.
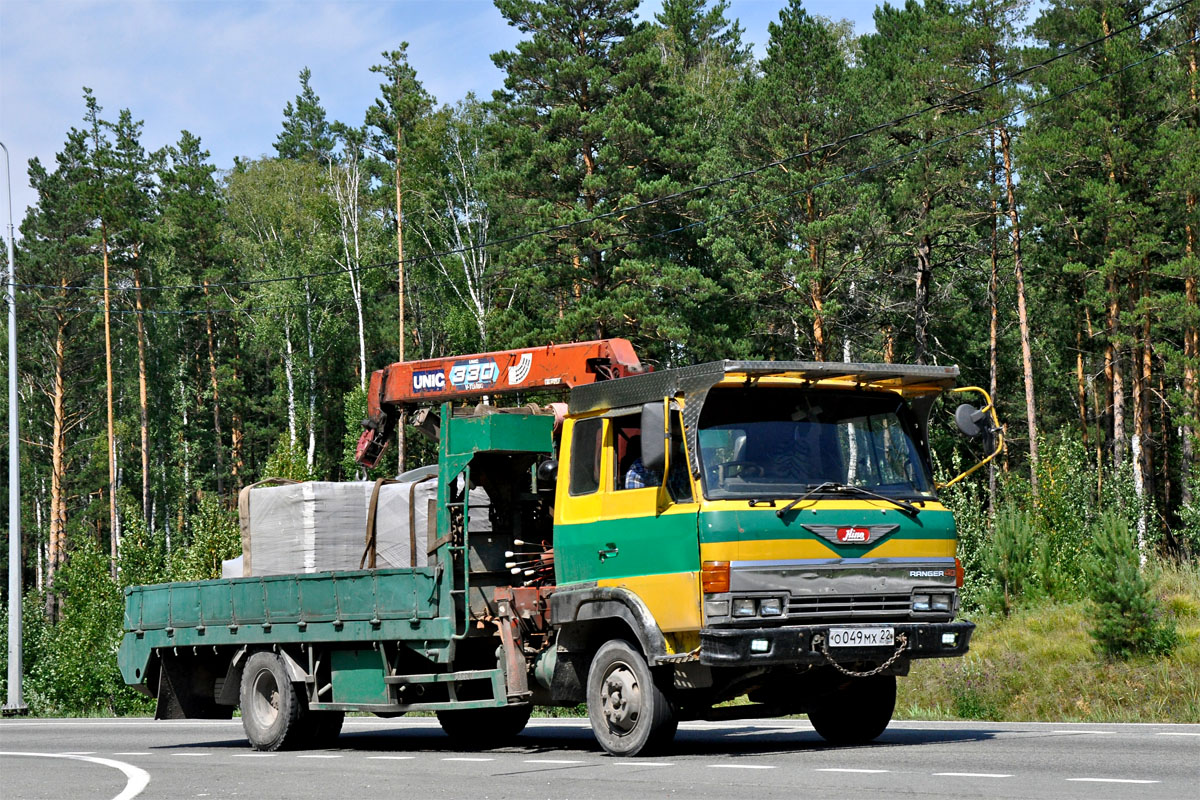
left=0, top=0, right=881, bottom=239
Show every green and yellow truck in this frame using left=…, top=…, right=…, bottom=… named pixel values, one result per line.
left=119, top=339, right=999, bottom=756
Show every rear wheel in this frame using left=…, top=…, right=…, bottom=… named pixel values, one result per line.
left=301, top=710, right=345, bottom=747
left=239, top=651, right=306, bottom=751
left=586, top=640, right=676, bottom=757
left=807, top=674, right=896, bottom=745
left=436, top=705, right=531, bottom=748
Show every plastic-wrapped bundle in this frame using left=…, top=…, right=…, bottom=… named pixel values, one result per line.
left=373, top=479, right=492, bottom=569
left=237, top=475, right=491, bottom=576
left=246, top=482, right=373, bottom=576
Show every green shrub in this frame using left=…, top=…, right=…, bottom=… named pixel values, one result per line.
left=169, top=493, right=241, bottom=582
left=981, top=505, right=1037, bottom=616
left=263, top=434, right=318, bottom=482
left=1085, top=514, right=1178, bottom=660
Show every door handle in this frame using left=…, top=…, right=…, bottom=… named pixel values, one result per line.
left=598, top=545, right=619, bottom=561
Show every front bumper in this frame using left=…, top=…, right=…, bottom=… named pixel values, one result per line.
left=699, top=620, right=975, bottom=667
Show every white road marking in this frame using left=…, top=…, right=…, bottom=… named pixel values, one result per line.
left=367, top=756, right=416, bottom=760
left=112, top=753, right=151, bottom=756
left=1051, top=730, right=1114, bottom=735
left=933, top=772, right=1012, bottom=778
left=296, top=754, right=342, bottom=759
left=171, top=752, right=212, bottom=757
left=627, top=762, right=675, bottom=767
left=0, top=751, right=150, bottom=800
left=815, top=768, right=890, bottom=774
left=726, top=728, right=800, bottom=737
left=231, top=753, right=276, bottom=758
left=61, top=751, right=97, bottom=754
left=1155, top=731, right=1200, bottom=736
left=1067, top=778, right=1160, bottom=784
left=524, top=759, right=585, bottom=764
left=442, top=757, right=494, bottom=762
left=708, top=764, right=776, bottom=770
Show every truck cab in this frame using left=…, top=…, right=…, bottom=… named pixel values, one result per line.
left=549, top=360, right=978, bottom=753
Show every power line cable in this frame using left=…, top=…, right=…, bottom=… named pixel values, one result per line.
left=11, top=0, right=1193, bottom=297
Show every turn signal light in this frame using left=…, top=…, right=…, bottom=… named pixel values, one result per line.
left=954, top=557, right=964, bottom=588
left=701, top=560, right=730, bottom=593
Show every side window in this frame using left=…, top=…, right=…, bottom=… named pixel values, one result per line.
left=611, top=415, right=646, bottom=490
left=569, top=418, right=604, bottom=495
left=666, top=412, right=694, bottom=503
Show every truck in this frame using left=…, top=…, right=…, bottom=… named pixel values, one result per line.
left=118, top=339, right=1000, bottom=756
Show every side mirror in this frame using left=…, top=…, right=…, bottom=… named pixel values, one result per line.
left=938, top=388, right=1004, bottom=490
left=954, top=403, right=989, bottom=437
left=640, top=401, right=666, bottom=474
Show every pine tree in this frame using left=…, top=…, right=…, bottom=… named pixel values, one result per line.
left=703, top=1, right=875, bottom=361
left=489, top=0, right=720, bottom=363
left=274, top=67, right=335, bottom=163
left=856, top=0, right=980, bottom=365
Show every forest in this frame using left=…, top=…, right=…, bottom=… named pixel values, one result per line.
left=2, top=0, right=1199, bottom=714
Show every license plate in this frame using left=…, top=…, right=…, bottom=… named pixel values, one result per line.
left=828, top=627, right=895, bottom=647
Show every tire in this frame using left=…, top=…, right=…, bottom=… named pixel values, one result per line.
left=807, top=674, right=896, bottom=746
left=586, top=640, right=677, bottom=757
left=436, top=705, right=531, bottom=748
left=239, top=651, right=306, bottom=751
left=301, top=710, right=345, bottom=747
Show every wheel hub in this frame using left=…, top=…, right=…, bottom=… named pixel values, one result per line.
left=251, top=668, right=281, bottom=727
left=600, top=665, right=642, bottom=734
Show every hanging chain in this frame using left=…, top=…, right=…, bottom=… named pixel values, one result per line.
left=813, top=632, right=909, bottom=678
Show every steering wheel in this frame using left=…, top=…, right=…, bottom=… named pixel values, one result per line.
left=714, top=460, right=765, bottom=480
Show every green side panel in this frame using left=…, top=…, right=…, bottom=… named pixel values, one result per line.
left=554, top=512, right=700, bottom=585
left=231, top=580, right=267, bottom=623
left=443, top=411, right=554, bottom=457
left=264, top=577, right=301, bottom=620
left=200, top=582, right=233, bottom=626
left=331, top=649, right=391, bottom=704
left=699, top=507, right=956, bottom=559
left=297, top=576, right=338, bottom=622
left=337, top=575, right=377, bottom=620
left=169, top=584, right=201, bottom=627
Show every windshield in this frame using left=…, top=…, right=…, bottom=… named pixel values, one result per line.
left=696, top=387, right=935, bottom=501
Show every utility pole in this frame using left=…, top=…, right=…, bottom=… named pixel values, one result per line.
left=1, top=140, right=28, bottom=715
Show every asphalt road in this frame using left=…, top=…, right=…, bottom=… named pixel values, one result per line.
left=1, top=717, right=1197, bottom=800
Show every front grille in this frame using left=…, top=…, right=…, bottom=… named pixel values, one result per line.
left=787, top=593, right=912, bottom=619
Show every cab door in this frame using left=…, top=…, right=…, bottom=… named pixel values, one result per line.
left=554, top=408, right=702, bottom=633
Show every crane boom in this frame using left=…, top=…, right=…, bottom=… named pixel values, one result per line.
left=356, top=339, right=644, bottom=467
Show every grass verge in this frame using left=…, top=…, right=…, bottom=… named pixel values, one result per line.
left=896, top=564, right=1200, bottom=722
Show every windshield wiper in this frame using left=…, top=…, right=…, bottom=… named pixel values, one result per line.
left=747, top=498, right=777, bottom=507
left=776, top=482, right=920, bottom=518
left=776, top=482, right=841, bottom=518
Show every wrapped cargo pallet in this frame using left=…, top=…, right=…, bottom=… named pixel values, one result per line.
left=236, top=474, right=491, bottom=576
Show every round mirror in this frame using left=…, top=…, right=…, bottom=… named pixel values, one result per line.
left=955, top=403, right=987, bottom=437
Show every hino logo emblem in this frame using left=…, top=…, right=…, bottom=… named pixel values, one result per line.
left=837, top=526, right=871, bottom=543
left=801, top=523, right=900, bottom=546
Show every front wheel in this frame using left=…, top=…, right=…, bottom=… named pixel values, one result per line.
left=239, top=651, right=306, bottom=751
left=586, top=640, right=676, bottom=757
left=807, top=674, right=896, bottom=745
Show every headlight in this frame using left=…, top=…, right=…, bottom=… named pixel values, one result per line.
left=705, top=599, right=729, bottom=618
left=758, top=597, right=783, bottom=616
left=931, top=593, right=953, bottom=612
left=732, top=598, right=757, bottom=617
left=912, top=593, right=931, bottom=612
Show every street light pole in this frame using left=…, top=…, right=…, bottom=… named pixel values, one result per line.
left=1, top=140, right=27, bottom=715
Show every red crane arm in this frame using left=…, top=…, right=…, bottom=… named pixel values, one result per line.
left=356, top=339, right=644, bottom=467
